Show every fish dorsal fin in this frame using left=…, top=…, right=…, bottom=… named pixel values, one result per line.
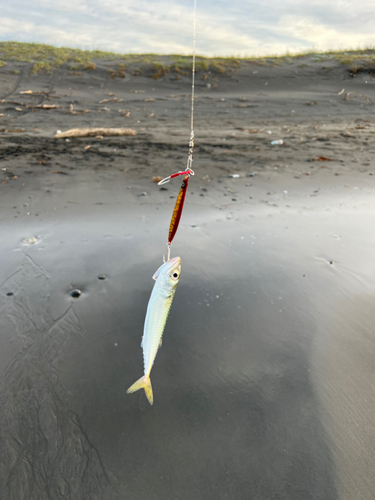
left=152, top=261, right=169, bottom=281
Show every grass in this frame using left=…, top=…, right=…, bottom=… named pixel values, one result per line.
left=0, top=42, right=374, bottom=77
left=0, top=41, right=119, bottom=74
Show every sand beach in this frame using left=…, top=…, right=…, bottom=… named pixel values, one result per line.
left=0, top=48, right=375, bottom=499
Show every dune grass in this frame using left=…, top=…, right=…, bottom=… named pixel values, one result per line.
left=0, top=41, right=374, bottom=77
left=0, top=41, right=120, bottom=74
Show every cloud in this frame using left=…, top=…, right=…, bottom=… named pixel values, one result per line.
left=1, top=0, right=375, bottom=56
left=0, top=17, right=93, bottom=46
left=275, top=14, right=375, bottom=52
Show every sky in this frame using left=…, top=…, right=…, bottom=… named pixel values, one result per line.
left=0, top=0, right=374, bottom=57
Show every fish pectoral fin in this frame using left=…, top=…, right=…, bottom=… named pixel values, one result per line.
left=127, top=375, right=154, bottom=405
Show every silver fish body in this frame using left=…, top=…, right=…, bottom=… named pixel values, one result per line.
left=127, top=256, right=181, bottom=404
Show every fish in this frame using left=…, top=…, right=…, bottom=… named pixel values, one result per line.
left=127, top=256, right=181, bottom=405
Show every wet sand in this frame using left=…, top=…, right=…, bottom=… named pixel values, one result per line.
left=0, top=56, right=375, bottom=499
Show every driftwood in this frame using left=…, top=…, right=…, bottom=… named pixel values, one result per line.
left=54, top=127, right=136, bottom=139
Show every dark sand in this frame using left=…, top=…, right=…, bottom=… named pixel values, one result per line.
left=0, top=56, right=375, bottom=500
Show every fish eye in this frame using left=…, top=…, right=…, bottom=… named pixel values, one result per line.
left=172, top=272, right=179, bottom=279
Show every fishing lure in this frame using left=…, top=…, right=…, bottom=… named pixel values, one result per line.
left=127, top=257, right=181, bottom=405
left=168, top=174, right=189, bottom=244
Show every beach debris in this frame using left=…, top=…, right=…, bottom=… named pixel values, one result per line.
left=344, top=92, right=372, bottom=104
left=0, top=128, right=25, bottom=133
left=129, top=90, right=145, bottom=93
left=33, top=104, right=58, bottom=109
left=238, top=103, right=260, bottom=108
left=99, top=97, right=123, bottom=103
left=307, top=101, right=318, bottom=106
left=84, top=145, right=91, bottom=150
left=341, top=132, right=354, bottom=138
left=229, top=174, right=240, bottom=178
left=19, top=90, right=56, bottom=96
left=311, top=156, right=334, bottom=162
left=266, top=130, right=272, bottom=134
left=54, top=128, right=136, bottom=139
left=98, top=275, right=106, bottom=280
left=270, top=139, right=283, bottom=145
left=138, top=192, right=148, bottom=196
left=144, top=98, right=155, bottom=102
left=127, top=257, right=181, bottom=405
left=245, top=128, right=264, bottom=134
left=15, top=107, right=23, bottom=112
left=22, top=236, right=38, bottom=245
left=337, top=89, right=345, bottom=95
left=153, top=176, right=163, bottom=183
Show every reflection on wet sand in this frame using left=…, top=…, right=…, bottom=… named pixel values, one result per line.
left=312, top=293, right=375, bottom=500
left=0, top=208, right=345, bottom=499
left=0, top=249, right=116, bottom=499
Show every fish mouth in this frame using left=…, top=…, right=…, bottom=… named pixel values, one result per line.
left=168, top=256, right=181, bottom=271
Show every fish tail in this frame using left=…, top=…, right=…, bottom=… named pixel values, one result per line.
left=126, top=375, right=153, bottom=405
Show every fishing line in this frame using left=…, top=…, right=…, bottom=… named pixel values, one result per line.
left=159, top=0, right=197, bottom=262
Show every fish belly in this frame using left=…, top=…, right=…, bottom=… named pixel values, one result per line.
left=142, top=289, right=174, bottom=375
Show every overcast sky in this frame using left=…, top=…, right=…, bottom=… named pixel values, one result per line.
left=1, top=0, right=374, bottom=57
